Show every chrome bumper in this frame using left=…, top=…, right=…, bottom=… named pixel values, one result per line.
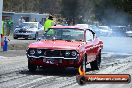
left=27, top=55, right=77, bottom=60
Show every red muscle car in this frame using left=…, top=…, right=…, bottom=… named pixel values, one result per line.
left=26, top=25, right=103, bottom=72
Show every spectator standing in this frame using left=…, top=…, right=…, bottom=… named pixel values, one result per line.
left=44, top=15, right=54, bottom=35
left=6, top=18, right=13, bottom=36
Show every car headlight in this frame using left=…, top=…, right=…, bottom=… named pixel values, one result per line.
left=71, top=51, right=77, bottom=56
left=15, top=30, right=19, bottom=33
left=37, top=49, right=42, bottom=54
left=65, top=51, right=70, bottom=56
left=29, top=49, right=35, bottom=55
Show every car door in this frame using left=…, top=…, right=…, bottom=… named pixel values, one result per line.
left=85, top=30, right=96, bottom=63
left=92, top=35, right=102, bottom=56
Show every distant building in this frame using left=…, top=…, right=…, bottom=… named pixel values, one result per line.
left=2, top=11, right=49, bottom=30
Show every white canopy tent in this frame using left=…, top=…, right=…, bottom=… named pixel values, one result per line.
left=0, top=0, right=3, bottom=49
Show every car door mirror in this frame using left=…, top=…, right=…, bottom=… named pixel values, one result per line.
left=86, top=29, right=94, bottom=42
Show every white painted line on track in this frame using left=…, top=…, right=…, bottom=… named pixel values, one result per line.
left=102, top=52, right=132, bottom=56
left=18, top=76, right=53, bottom=88
left=0, top=56, right=6, bottom=59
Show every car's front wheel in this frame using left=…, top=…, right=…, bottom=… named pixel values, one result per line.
left=28, top=60, right=37, bottom=72
left=82, top=55, right=87, bottom=73
left=77, top=55, right=87, bottom=75
left=14, top=36, right=18, bottom=39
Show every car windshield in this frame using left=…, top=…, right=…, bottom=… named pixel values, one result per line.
left=20, top=23, right=38, bottom=28
left=43, top=28, right=84, bottom=41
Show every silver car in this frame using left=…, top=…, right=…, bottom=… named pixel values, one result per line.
left=13, top=22, right=44, bottom=39
left=99, top=26, right=112, bottom=36
left=126, top=31, right=132, bottom=37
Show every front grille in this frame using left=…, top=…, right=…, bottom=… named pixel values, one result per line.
left=45, top=49, right=64, bottom=57
left=27, top=49, right=78, bottom=58
left=19, top=29, right=27, bottom=33
left=19, top=31, right=26, bottom=33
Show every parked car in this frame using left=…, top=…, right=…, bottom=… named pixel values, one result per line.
left=26, top=25, right=103, bottom=72
left=13, top=22, right=44, bottom=39
left=126, top=31, right=132, bottom=37
left=110, top=26, right=127, bottom=37
left=99, top=26, right=112, bottom=36
left=125, top=26, right=132, bottom=37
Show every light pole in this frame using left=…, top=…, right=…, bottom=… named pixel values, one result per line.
left=0, top=0, right=3, bottom=50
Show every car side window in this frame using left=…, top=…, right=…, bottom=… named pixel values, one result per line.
left=38, top=23, right=42, bottom=29
left=86, top=30, right=94, bottom=42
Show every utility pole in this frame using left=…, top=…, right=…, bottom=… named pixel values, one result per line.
left=0, top=0, right=3, bottom=50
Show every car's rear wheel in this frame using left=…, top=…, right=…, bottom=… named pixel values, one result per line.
left=90, top=60, right=99, bottom=70
left=28, top=60, right=37, bottom=72
left=90, top=51, right=101, bottom=70
left=97, top=51, right=101, bottom=67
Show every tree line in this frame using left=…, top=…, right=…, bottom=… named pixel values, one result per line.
left=3, top=0, right=132, bottom=25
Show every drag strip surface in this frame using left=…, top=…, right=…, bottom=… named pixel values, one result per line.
left=0, top=51, right=132, bottom=88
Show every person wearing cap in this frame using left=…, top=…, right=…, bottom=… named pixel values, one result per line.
left=44, top=15, right=54, bottom=35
